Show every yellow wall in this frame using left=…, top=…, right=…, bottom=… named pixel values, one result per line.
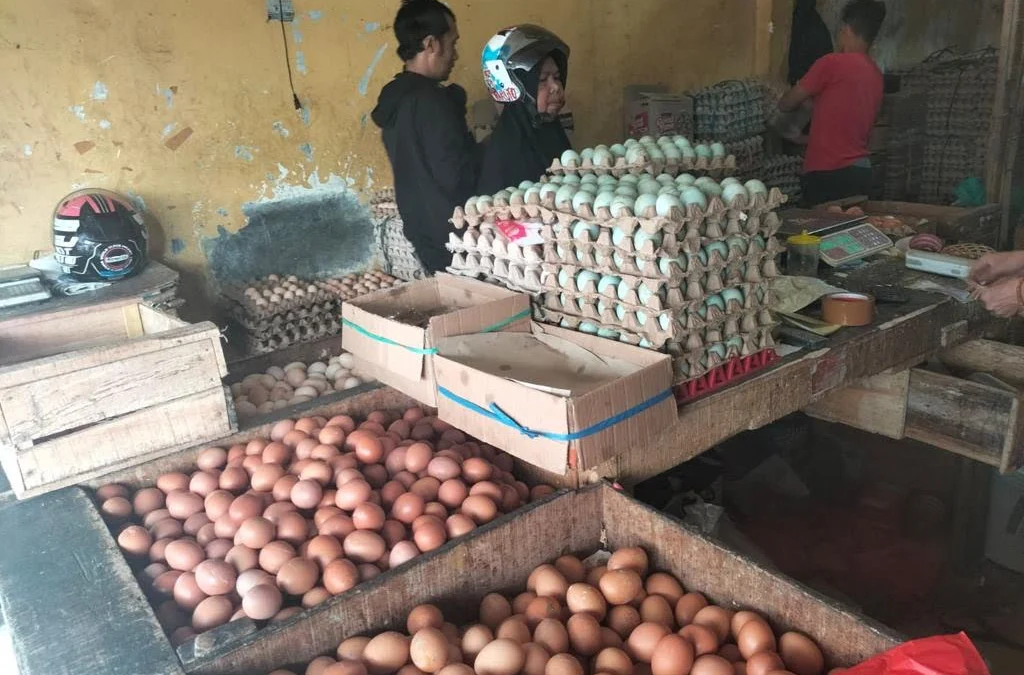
left=1, top=0, right=760, bottom=316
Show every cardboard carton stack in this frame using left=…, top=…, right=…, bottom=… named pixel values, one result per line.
left=447, top=135, right=783, bottom=384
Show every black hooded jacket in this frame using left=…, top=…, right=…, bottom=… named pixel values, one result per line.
left=477, top=60, right=571, bottom=195
left=371, top=71, right=479, bottom=273
left=788, top=0, right=834, bottom=84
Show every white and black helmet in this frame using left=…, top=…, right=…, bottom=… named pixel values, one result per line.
left=481, top=24, right=569, bottom=107
left=52, top=188, right=148, bottom=282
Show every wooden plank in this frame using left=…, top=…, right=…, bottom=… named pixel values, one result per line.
left=122, top=302, right=145, bottom=339
left=2, top=339, right=223, bottom=447
left=583, top=355, right=816, bottom=486
left=6, top=386, right=233, bottom=498
left=0, top=488, right=186, bottom=675
left=905, top=369, right=1018, bottom=468
left=939, top=338, right=1024, bottom=388
left=187, top=484, right=897, bottom=675
left=0, top=322, right=222, bottom=390
left=804, top=370, right=910, bottom=439
left=986, top=0, right=1023, bottom=204
left=0, top=298, right=140, bottom=365
left=225, top=334, right=342, bottom=382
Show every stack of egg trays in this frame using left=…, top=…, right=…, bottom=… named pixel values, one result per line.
left=692, top=80, right=767, bottom=143
left=445, top=223, right=546, bottom=294
left=546, top=152, right=737, bottom=179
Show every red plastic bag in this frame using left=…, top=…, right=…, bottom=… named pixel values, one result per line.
left=841, top=633, right=989, bottom=675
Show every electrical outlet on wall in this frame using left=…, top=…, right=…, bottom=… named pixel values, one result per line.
left=267, top=0, right=295, bottom=22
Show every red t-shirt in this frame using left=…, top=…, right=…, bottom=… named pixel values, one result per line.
left=799, top=52, right=883, bottom=172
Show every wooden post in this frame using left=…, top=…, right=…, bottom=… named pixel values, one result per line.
left=985, top=0, right=1023, bottom=247
left=754, top=0, right=775, bottom=76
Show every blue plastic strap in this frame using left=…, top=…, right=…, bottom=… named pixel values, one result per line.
left=437, top=386, right=673, bottom=442
left=341, top=308, right=531, bottom=356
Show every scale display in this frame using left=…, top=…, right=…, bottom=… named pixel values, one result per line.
left=819, top=223, right=893, bottom=267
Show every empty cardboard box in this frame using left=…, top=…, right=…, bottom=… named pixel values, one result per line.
left=341, top=274, right=532, bottom=406
left=624, top=86, right=694, bottom=138
left=432, top=323, right=675, bottom=476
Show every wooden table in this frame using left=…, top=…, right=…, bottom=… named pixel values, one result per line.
left=0, top=261, right=994, bottom=675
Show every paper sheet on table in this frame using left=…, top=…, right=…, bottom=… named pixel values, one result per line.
left=771, top=276, right=845, bottom=314
left=436, top=331, right=637, bottom=397
left=903, top=277, right=973, bottom=302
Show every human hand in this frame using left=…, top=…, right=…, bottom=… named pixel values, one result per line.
left=969, top=251, right=1024, bottom=285
left=970, top=277, right=1024, bottom=317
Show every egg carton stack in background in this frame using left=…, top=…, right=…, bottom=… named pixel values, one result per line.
left=890, top=50, right=997, bottom=204
left=692, top=79, right=766, bottom=144
left=370, top=188, right=428, bottom=281
left=760, top=155, right=803, bottom=204
left=449, top=167, right=784, bottom=384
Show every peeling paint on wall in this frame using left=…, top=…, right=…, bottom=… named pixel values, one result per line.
left=91, top=81, right=109, bottom=101
left=217, top=207, right=229, bottom=216
left=170, top=238, right=186, bottom=254
left=298, top=143, right=314, bottom=162
left=157, top=85, right=175, bottom=109
left=22, top=145, right=32, bottom=157
left=298, top=104, right=311, bottom=126
left=68, top=105, right=86, bottom=121
left=272, top=121, right=290, bottom=137
left=98, top=119, right=111, bottom=130
left=126, top=191, right=147, bottom=212
left=307, top=10, right=322, bottom=22
left=364, top=21, right=380, bottom=33
left=358, top=43, right=388, bottom=96
left=235, top=146, right=255, bottom=161
left=162, top=123, right=177, bottom=138
left=292, top=22, right=303, bottom=43
left=296, top=51, right=308, bottom=75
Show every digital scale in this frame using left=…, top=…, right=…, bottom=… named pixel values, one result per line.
left=0, top=266, right=51, bottom=309
left=818, top=223, right=894, bottom=267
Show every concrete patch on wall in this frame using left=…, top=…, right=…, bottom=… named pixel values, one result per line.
left=202, top=171, right=375, bottom=284
left=358, top=43, right=388, bottom=96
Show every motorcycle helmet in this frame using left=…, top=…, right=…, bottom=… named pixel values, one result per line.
left=52, top=188, right=148, bottom=281
left=481, top=25, right=569, bottom=109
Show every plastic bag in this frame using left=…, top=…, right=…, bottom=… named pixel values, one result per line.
left=843, top=632, right=989, bottom=675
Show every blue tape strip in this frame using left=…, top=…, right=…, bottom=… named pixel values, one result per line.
left=341, top=318, right=438, bottom=355
left=341, top=307, right=531, bottom=355
left=438, top=386, right=673, bottom=442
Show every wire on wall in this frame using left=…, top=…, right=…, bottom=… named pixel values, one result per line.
left=276, top=0, right=302, bottom=110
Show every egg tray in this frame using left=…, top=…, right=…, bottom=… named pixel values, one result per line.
left=446, top=253, right=545, bottom=294
left=236, top=322, right=343, bottom=356
left=541, top=259, right=776, bottom=310
left=228, top=314, right=343, bottom=339
left=224, top=300, right=341, bottom=330
left=220, top=287, right=343, bottom=320
left=445, top=231, right=545, bottom=264
left=452, top=188, right=787, bottom=234
left=546, top=152, right=737, bottom=179
left=672, top=329, right=778, bottom=384
left=543, top=223, right=782, bottom=271
left=540, top=243, right=780, bottom=291
left=538, top=283, right=775, bottom=349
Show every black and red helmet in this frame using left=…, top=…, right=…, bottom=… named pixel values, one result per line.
left=52, top=189, right=148, bottom=281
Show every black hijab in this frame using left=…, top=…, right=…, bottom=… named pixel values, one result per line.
left=788, top=0, right=833, bottom=84
left=477, top=58, right=571, bottom=195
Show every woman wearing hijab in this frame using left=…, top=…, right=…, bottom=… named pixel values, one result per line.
left=477, top=25, right=571, bottom=195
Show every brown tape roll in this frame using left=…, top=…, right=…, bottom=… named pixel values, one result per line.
left=822, top=292, right=875, bottom=326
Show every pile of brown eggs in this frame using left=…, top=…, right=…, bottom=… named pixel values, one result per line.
left=266, top=547, right=841, bottom=675
left=95, top=408, right=555, bottom=646
left=321, top=272, right=401, bottom=302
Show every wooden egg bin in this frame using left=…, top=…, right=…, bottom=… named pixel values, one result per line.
left=0, top=297, right=234, bottom=498
left=192, top=483, right=899, bottom=675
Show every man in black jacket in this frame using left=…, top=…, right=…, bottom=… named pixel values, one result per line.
left=371, top=0, right=479, bottom=274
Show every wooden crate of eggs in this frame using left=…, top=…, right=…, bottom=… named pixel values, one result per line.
left=229, top=352, right=375, bottom=418
left=186, top=483, right=897, bottom=675
left=547, top=135, right=737, bottom=178
left=446, top=224, right=545, bottom=294
left=449, top=169, right=784, bottom=383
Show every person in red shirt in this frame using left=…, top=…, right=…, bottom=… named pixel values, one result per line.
left=779, top=0, right=887, bottom=206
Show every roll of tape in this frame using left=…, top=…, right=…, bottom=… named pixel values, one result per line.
left=822, top=292, right=875, bottom=326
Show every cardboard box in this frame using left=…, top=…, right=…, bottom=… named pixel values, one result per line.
left=341, top=274, right=532, bottom=406
left=432, top=322, right=675, bottom=475
left=624, top=85, right=694, bottom=139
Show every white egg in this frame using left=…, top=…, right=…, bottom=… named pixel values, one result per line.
left=560, top=149, right=581, bottom=167
left=634, top=193, right=658, bottom=216
left=681, top=187, right=708, bottom=208
left=572, top=190, right=596, bottom=213
left=656, top=193, right=683, bottom=216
